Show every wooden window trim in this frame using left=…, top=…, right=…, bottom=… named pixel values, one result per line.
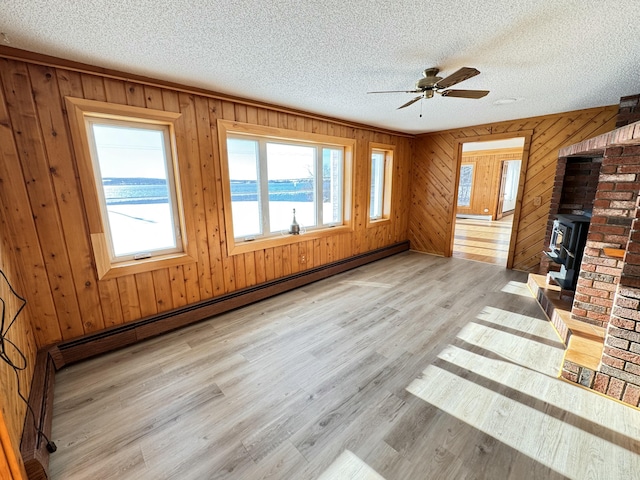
left=65, top=97, right=197, bottom=280
left=217, top=120, right=355, bottom=256
left=366, top=143, right=395, bottom=228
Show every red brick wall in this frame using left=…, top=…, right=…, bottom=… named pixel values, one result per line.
left=582, top=191, right=640, bottom=407
left=559, top=158, right=602, bottom=213
left=572, top=146, right=640, bottom=327
left=541, top=157, right=601, bottom=275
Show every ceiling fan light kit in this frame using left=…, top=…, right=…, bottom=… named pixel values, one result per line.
left=368, top=67, right=490, bottom=110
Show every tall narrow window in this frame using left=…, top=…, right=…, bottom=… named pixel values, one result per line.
left=368, top=144, right=394, bottom=225
left=65, top=97, right=196, bottom=280
left=87, top=119, right=182, bottom=261
left=227, top=138, right=262, bottom=238
left=458, top=164, right=474, bottom=207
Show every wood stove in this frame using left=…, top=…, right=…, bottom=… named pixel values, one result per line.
left=544, top=214, right=590, bottom=290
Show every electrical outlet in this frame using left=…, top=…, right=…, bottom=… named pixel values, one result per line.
left=300, top=255, right=306, bottom=264
left=533, top=196, right=542, bottom=206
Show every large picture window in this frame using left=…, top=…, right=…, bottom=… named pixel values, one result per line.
left=218, top=121, right=354, bottom=255
left=65, top=97, right=197, bottom=279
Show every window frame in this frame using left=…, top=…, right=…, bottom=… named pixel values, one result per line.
left=217, top=120, right=355, bottom=256
left=65, top=97, right=197, bottom=280
left=457, top=162, right=476, bottom=209
left=366, top=143, right=395, bottom=227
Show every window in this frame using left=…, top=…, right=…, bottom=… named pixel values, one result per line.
left=87, top=119, right=181, bottom=260
left=367, top=144, right=394, bottom=225
left=458, top=164, right=474, bottom=207
left=65, top=97, right=196, bottom=279
left=218, top=120, right=354, bottom=255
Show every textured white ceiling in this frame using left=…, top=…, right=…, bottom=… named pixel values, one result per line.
left=1, top=0, right=639, bottom=134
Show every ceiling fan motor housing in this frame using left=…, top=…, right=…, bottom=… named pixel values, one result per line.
left=416, top=68, right=442, bottom=91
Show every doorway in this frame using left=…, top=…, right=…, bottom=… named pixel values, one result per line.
left=452, top=137, right=525, bottom=266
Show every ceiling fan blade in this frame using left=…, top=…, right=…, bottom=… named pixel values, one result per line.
left=440, top=89, right=490, bottom=99
left=397, top=96, right=423, bottom=109
left=367, top=90, right=421, bottom=94
left=435, top=67, right=480, bottom=89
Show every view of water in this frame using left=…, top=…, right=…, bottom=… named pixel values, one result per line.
left=103, top=180, right=327, bottom=205
left=103, top=184, right=169, bottom=205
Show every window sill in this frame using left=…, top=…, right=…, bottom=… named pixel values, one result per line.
left=92, top=234, right=197, bottom=280
left=366, top=217, right=391, bottom=229
left=228, top=225, right=352, bottom=256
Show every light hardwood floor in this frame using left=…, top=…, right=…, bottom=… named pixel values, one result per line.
left=453, top=215, right=513, bottom=265
left=49, top=252, right=640, bottom=479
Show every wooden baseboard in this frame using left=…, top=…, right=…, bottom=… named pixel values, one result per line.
left=20, top=242, right=408, bottom=479
left=20, top=350, right=56, bottom=480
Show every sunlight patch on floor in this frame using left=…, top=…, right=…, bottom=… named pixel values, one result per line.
left=456, top=321, right=563, bottom=376
left=407, top=363, right=640, bottom=480
left=477, top=306, right=561, bottom=341
left=317, top=450, right=387, bottom=480
left=501, top=280, right=534, bottom=297
left=405, top=302, right=640, bottom=480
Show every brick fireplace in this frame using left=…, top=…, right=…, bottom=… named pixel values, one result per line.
left=539, top=94, right=640, bottom=406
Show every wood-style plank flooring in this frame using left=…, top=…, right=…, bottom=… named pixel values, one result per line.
left=453, top=215, right=513, bottom=265
left=49, top=252, right=640, bottom=479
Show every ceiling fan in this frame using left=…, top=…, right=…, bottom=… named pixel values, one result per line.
left=368, top=67, right=490, bottom=109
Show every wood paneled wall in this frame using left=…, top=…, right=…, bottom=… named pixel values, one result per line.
left=457, top=149, right=522, bottom=218
left=409, top=106, right=618, bottom=271
left=0, top=55, right=412, bottom=348
left=0, top=197, right=36, bottom=479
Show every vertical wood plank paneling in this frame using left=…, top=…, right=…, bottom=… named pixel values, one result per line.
left=162, top=89, right=201, bottom=304
left=143, top=85, right=164, bottom=110
left=234, top=253, right=247, bottom=289
left=178, top=92, right=213, bottom=298
left=0, top=202, right=37, bottom=477
left=169, top=266, right=187, bottom=308
left=254, top=250, right=266, bottom=283
left=1, top=54, right=412, bottom=348
left=125, top=81, right=146, bottom=107
left=194, top=96, right=225, bottom=296
left=80, top=74, right=106, bottom=102
left=410, top=105, right=618, bottom=271
left=98, top=279, right=124, bottom=328
left=0, top=59, right=85, bottom=340
left=290, top=243, right=300, bottom=274
left=208, top=99, right=236, bottom=293
left=103, top=78, right=128, bottom=104
left=264, top=248, right=275, bottom=281
left=0, top=65, right=61, bottom=346
left=28, top=64, right=106, bottom=334
left=151, top=269, right=173, bottom=313
left=273, top=247, right=283, bottom=278
left=135, top=272, right=158, bottom=317
left=117, top=276, right=142, bottom=322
